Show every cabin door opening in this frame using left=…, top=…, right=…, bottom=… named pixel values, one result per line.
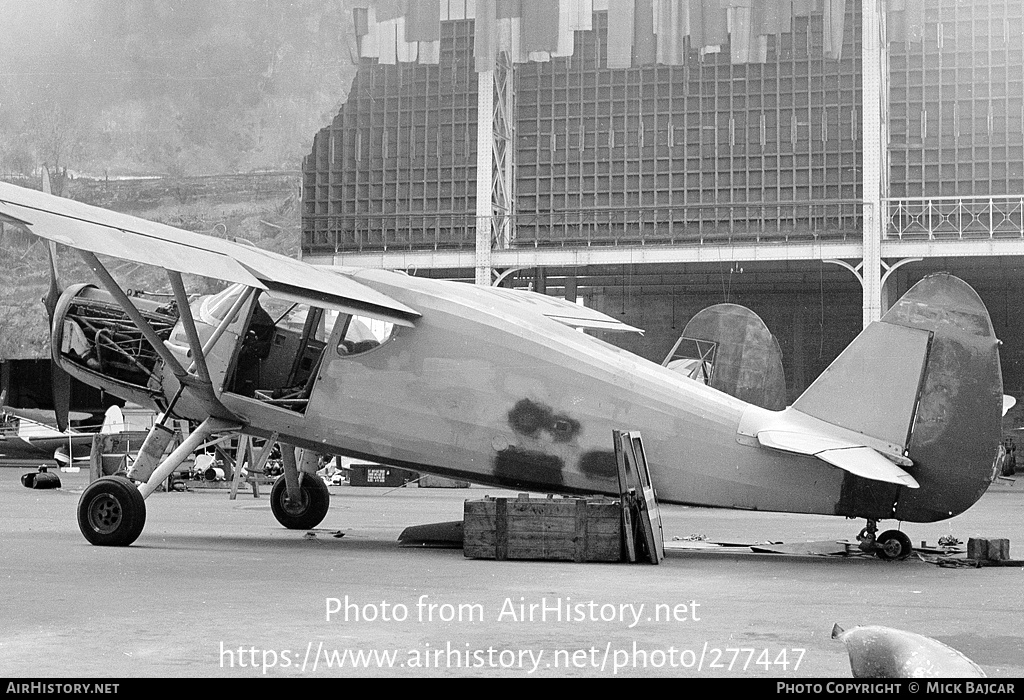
left=224, top=293, right=341, bottom=414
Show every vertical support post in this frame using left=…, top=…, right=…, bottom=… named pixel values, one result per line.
left=492, top=51, right=515, bottom=249
left=861, top=0, right=888, bottom=327
left=564, top=273, right=578, bottom=303
left=0, top=361, right=10, bottom=405
left=228, top=434, right=250, bottom=500
left=792, top=305, right=806, bottom=395
left=475, top=69, right=495, bottom=286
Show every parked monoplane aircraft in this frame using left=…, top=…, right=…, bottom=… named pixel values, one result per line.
left=0, top=182, right=1004, bottom=559
left=0, top=400, right=132, bottom=465
left=0, top=408, right=94, bottom=464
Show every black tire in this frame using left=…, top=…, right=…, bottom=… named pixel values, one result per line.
left=270, top=474, right=330, bottom=530
left=876, top=529, right=913, bottom=561
left=77, top=476, right=147, bottom=547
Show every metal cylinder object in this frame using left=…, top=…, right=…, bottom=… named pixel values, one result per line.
left=204, top=466, right=225, bottom=482
left=21, top=468, right=61, bottom=489
left=126, top=423, right=176, bottom=482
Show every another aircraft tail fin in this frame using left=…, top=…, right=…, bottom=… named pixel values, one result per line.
left=664, top=303, right=787, bottom=411
left=100, top=405, right=126, bottom=435
left=792, top=273, right=1002, bottom=522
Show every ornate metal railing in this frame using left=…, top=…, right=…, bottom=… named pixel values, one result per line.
left=886, top=196, right=1024, bottom=240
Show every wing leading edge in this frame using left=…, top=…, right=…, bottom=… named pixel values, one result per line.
left=0, top=182, right=420, bottom=327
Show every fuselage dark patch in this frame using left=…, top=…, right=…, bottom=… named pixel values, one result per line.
left=494, top=446, right=565, bottom=486
left=579, top=450, right=618, bottom=478
left=507, top=398, right=582, bottom=443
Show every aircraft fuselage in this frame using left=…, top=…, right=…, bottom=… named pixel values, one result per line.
left=198, top=271, right=864, bottom=520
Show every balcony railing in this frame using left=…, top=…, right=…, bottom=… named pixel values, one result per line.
left=886, top=196, right=1024, bottom=240
left=302, top=199, right=862, bottom=255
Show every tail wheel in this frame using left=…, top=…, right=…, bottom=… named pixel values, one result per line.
left=270, top=474, right=330, bottom=530
left=78, top=476, right=147, bottom=547
left=876, top=530, right=913, bottom=561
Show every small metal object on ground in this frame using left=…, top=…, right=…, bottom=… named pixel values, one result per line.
left=398, top=521, right=464, bottom=548
left=832, top=623, right=986, bottom=678
left=21, top=466, right=61, bottom=489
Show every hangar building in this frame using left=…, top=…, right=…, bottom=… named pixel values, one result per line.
left=301, top=0, right=1024, bottom=401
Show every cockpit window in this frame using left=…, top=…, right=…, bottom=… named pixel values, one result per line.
left=338, top=316, right=395, bottom=355
left=201, top=283, right=247, bottom=325
left=256, top=298, right=341, bottom=342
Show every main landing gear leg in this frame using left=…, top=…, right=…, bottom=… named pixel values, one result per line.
left=271, top=444, right=329, bottom=530
left=857, top=519, right=914, bottom=561
left=77, top=417, right=239, bottom=546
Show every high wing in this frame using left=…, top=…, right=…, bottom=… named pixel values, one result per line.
left=0, top=182, right=420, bottom=327
left=495, top=287, right=643, bottom=333
left=343, top=267, right=643, bottom=333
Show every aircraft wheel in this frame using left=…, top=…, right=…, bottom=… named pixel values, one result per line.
left=77, top=476, right=147, bottom=547
left=271, top=474, right=330, bottom=530
left=876, top=530, right=913, bottom=561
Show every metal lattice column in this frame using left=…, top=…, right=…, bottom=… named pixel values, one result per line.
left=861, top=0, right=886, bottom=327
left=475, top=69, right=495, bottom=285
left=493, top=51, right=515, bottom=251
left=476, top=54, right=516, bottom=286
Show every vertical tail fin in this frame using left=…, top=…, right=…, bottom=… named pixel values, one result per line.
left=793, top=274, right=1002, bottom=522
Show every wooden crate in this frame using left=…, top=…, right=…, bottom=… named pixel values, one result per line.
left=967, top=537, right=1010, bottom=561
left=463, top=495, right=622, bottom=563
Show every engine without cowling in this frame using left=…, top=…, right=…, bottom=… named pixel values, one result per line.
left=53, top=284, right=180, bottom=408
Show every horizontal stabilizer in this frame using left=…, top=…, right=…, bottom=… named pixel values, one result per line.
left=757, top=429, right=919, bottom=488
left=815, top=448, right=919, bottom=489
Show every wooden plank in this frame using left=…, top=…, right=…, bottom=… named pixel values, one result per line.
left=615, top=431, right=664, bottom=564
left=503, top=517, right=620, bottom=535
left=495, top=497, right=508, bottom=561
left=574, top=499, right=586, bottom=563
left=613, top=431, right=638, bottom=563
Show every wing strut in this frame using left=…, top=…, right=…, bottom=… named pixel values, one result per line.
left=192, top=286, right=254, bottom=374
left=80, top=251, right=188, bottom=377
left=167, top=271, right=211, bottom=385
